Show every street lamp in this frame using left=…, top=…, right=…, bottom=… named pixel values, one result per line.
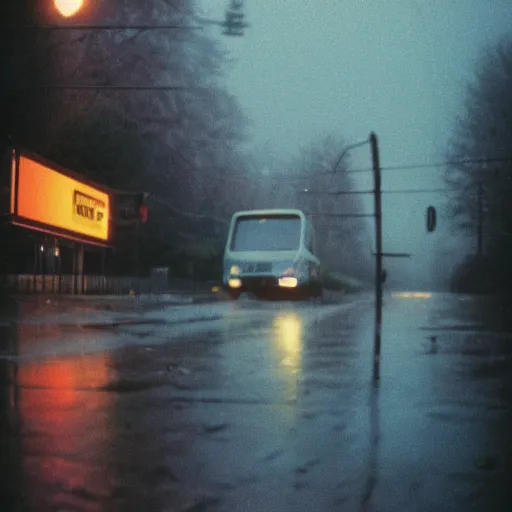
left=54, top=0, right=84, bottom=18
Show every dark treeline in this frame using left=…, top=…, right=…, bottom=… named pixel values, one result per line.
left=445, top=36, right=512, bottom=294
left=1, top=0, right=256, bottom=277
left=1, top=0, right=372, bottom=281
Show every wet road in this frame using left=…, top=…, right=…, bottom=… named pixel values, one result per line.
left=1, top=292, right=512, bottom=511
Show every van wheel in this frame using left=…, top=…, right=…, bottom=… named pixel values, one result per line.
left=310, top=283, right=323, bottom=302
left=227, top=289, right=241, bottom=300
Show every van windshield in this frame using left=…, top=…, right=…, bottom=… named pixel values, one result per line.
left=231, top=215, right=302, bottom=252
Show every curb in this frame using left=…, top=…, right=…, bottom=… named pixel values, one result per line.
left=9, top=314, right=226, bottom=330
left=78, top=314, right=224, bottom=329
left=77, top=318, right=169, bottom=329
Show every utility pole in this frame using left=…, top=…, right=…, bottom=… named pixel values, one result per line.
left=328, top=132, right=385, bottom=382
left=477, top=181, right=483, bottom=256
left=370, top=132, right=383, bottom=382
left=302, top=134, right=417, bottom=381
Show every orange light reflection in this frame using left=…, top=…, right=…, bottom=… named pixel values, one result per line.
left=18, top=353, right=112, bottom=508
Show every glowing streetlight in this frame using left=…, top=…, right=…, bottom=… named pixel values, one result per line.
left=54, top=0, right=83, bottom=18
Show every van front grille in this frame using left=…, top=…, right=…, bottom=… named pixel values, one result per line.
left=242, top=262, right=272, bottom=273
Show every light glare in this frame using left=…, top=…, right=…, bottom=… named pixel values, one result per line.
left=279, top=277, right=298, bottom=288
left=392, top=291, right=432, bottom=299
left=54, top=0, right=83, bottom=17
left=228, top=278, right=242, bottom=289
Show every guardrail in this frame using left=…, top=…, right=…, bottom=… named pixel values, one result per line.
left=0, top=274, right=219, bottom=296
left=0, top=274, right=152, bottom=295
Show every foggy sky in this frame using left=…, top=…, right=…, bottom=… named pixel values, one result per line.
left=200, top=0, right=512, bottom=289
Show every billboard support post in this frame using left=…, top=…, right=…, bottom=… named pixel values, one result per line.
left=32, top=241, right=37, bottom=293
left=73, top=242, right=84, bottom=295
left=80, top=244, right=85, bottom=294
left=73, top=243, right=77, bottom=295
left=135, top=220, right=141, bottom=294
left=101, top=250, right=106, bottom=294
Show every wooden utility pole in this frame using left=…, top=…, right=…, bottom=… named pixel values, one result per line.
left=370, top=132, right=382, bottom=382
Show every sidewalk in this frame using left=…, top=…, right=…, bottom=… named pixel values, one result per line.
left=2, top=287, right=223, bottom=313
left=0, top=288, right=357, bottom=331
left=0, top=286, right=229, bottom=329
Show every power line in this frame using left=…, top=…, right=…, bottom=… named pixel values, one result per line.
left=286, top=156, right=512, bottom=178
left=139, top=231, right=221, bottom=251
left=137, top=215, right=225, bottom=246
left=302, top=187, right=451, bottom=196
left=302, top=189, right=372, bottom=195
left=149, top=196, right=229, bottom=225
left=4, top=13, right=248, bottom=35
left=382, top=188, right=450, bottom=195
left=352, top=157, right=512, bottom=174
left=13, top=85, right=189, bottom=92
left=7, top=24, right=201, bottom=31
left=306, top=212, right=374, bottom=218
left=382, top=157, right=512, bottom=173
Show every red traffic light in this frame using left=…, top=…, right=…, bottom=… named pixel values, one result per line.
left=139, top=205, right=148, bottom=223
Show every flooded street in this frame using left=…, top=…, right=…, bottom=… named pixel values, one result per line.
left=1, top=292, right=512, bottom=511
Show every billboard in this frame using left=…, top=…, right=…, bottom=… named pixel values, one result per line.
left=10, top=150, right=111, bottom=245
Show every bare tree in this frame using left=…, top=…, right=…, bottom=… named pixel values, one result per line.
left=272, top=134, right=372, bottom=278
left=445, top=37, right=512, bottom=291
left=17, top=0, right=254, bottom=274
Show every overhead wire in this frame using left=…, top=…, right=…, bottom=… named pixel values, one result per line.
left=283, top=156, right=512, bottom=178
left=342, top=156, right=512, bottom=174
left=301, top=188, right=451, bottom=196
left=149, top=195, right=230, bottom=225
left=138, top=156, right=511, bottom=245
left=306, top=212, right=375, bottom=218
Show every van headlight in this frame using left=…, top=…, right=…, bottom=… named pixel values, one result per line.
left=279, top=276, right=298, bottom=288
left=230, top=265, right=242, bottom=275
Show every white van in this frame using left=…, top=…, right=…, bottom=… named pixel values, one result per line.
left=223, top=209, right=322, bottom=299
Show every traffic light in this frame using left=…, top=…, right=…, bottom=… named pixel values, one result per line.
left=426, top=206, right=436, bottom=232
left=138, top=192, right=149, bottom=223
left=223, top=0, right=246, bottom=36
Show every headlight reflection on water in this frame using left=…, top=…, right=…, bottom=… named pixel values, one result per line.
left=392, top=291, right=432, bottom=299
left=272, top=312, right=303, bottom=402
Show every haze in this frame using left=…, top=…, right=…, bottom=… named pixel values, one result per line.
left=200, top=0, right=512, bottom=289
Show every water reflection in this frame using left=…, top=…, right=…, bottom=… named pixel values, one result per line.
left=424, top=294, right=512, bottom=509
left=18, top=354, right=112, bottom=511
left=271, top=312, right=303, bottom=402
left=0, top=359, right=23, bottom=510
left=0, top=305, right=114, bottom=512
left=360, top=385, right=381, bottom=510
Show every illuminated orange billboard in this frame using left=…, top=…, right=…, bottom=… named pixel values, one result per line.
left=10, top=151, right=111, bottom=244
